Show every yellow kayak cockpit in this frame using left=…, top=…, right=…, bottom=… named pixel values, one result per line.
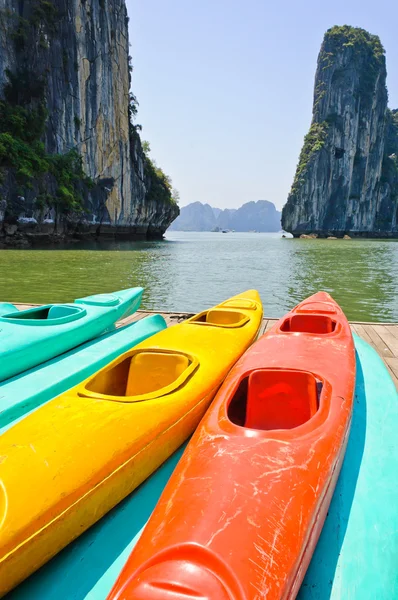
left=79, top=350, right=199, bottom=402
left=187, top=298, right=260, bottom=328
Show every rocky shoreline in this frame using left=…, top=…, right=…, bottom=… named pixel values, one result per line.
left=294, top=231, right=397, bottom=239
left=0, top=220, right=169, bottom=249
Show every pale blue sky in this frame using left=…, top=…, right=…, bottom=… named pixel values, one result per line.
left=126, top=0, right=398, bottom=210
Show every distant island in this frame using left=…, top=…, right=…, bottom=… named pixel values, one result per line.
left=168, top=200, right=281, bottom=232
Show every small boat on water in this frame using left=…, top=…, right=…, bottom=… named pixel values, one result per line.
left=108, top=291, right=356, bottom=600
left=0, top=314, right=166, bottom=434
left=0, top=290, right=263, bottom=596
left=0, top=288, right=143, bottom=382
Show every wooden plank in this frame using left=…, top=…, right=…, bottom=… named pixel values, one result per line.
left=372, top=325, right=398, bottom=356
left=362, top=325, right=395, bottom=358
left=351, top=324, right=374, bottom=347
left=349, top=321, right=398, bottom=325
left=13, top=303, right=41, bottom=308
left=12, top=304, right=41, bottom=311
left=264, top=319, right=278, bottom=334
left=385, top=357, right=398, bottom=377
left=258, top=319, right=269, bottom=337
left=350, top=323, right=360, bottom=339
left=384, top=325, right=398, bottom=341
left=163, top=313, right=194, bottom=327
left=384, top=358, right=398, bottom=389
left=116, top=311, right=151, bottom=328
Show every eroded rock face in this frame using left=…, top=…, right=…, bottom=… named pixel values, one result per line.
left=282, top=26, right=398, bottom=238
left=0, top=0, right=178, bottom=240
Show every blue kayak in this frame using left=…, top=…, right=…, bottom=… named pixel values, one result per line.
left=5, top=334, right=398, bottom=599
left=0, top=288, right=143, bottom=382
left=0, top=314, right=167, bottom=435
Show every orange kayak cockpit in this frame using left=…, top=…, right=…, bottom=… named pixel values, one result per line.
left=227, top=369, right=321, bottom=431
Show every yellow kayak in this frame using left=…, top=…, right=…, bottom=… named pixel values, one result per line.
left=0, top=290, right=262, bottom=596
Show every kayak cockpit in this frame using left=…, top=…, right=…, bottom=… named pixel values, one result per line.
left=188, top=309, right=250, bottom=328
left=227, top=369, right=322, bottom=431
left=0, top=305, right=86, bottom=325
left=79, top=349, right=199, bottom=402
left=280, top=314, right=338, bottom=334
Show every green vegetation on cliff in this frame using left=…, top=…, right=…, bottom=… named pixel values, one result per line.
left=381, top=109, right=398, bottom=203
left=142, top=143, right=178, bottom=206
left=0, top=4, right=92, bottom=218
left=323, top=26, right=385, bottom=106
left=0, top=79, right=92, bottom=214
left=128, top=95, right=178, bottom=207
left=291, top=122, right=329, bottom=194
left=324, top=25, right=384, bottom=62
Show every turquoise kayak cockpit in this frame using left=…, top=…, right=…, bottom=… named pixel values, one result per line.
left=0, top=305, right=87, bottom=326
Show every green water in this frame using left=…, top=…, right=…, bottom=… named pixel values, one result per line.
left=0, top=232, right=397, bottom=322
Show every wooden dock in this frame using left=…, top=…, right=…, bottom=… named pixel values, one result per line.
left=14, top=305, right=398, bottom=389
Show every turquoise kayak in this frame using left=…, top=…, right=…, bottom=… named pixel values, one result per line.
left=0, top=288, right=143, bottom=382
left=298, top=333, right=398, bottom=598
left=0, top=314, right=167, bottom=435
left=6, top=335, right=397, bottom=599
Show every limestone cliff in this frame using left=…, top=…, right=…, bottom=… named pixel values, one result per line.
left=0, top=0, right=178, bottom=243
left=282, top=26, right=398, bottom=237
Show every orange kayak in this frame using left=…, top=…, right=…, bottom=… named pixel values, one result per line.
left=108, top=292, right=356, bottom=600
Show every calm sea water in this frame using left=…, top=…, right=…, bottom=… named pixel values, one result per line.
left=0, top=231, right=397, bottom=322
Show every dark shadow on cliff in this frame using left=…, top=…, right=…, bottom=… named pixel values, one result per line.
left=297, top=346, right=366, bottom=599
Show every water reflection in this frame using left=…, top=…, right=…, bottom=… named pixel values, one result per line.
left=0, top=233, right=397, bottom=322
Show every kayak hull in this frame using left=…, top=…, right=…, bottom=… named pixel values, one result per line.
left=108, top=292, right=355, bottom=600
left=0, top=314, right=167, bottom=434
left=7, top=337, right=396, bottom=600
left=0, top=290, right=263, bottom=596
left=0, top=288, right=143, bottom=382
